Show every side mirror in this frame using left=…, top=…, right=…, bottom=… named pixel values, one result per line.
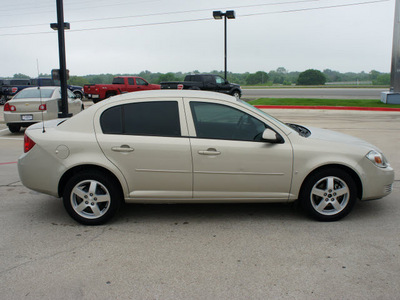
left=262, top=128, right=284, bottom=144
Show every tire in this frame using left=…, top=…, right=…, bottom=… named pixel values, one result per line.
left=63, top=171, right=122, bottom=225
left=8, top=124, right=21, bottom=133
left=73, top=91, right=83, bottom=100
left=300, top=168, right=357, bottom=221
left=232, top=90, right=241, bottom=99
left=105, top=92, right=117, bottom=98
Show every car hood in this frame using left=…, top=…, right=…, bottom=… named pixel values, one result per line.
left=306, top=126, right=377, bottom=150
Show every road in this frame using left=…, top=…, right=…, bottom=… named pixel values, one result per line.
left=0, top=108, right=399, bottom=299
left=242, top=87, right=388, bottom=99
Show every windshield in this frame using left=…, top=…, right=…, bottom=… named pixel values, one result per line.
left=239, top=100, right=294, bottom=131
left=14, top=88, right=55, bottom=99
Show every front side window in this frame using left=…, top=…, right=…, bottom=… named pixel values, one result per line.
left=190, top=102, right=266, bottom=141
left=101, top=101, right=181, bottom=137
left=136, top=78, right=146, bottom=86
left=215, top=76, right=225, bottom=84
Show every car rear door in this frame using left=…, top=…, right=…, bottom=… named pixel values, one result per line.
left=94, top=98, right=193, bottom=199
left=184, top=98, right=293, bottom=200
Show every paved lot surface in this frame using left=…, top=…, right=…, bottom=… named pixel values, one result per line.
left=0, top=107, right=399, bottom=299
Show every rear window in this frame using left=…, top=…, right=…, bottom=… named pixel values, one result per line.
left=14, top=88, right=55, bottom=99
left=101, top=101, right=181, bottom=137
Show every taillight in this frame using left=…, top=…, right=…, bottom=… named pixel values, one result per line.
left=39, top=104, right=47, bottom=111
left=24, top=134, right=36, bottom=153
left=12, top=87, right=18, bottom=93
left=177, top=84, right=184, bottom=90
left=4, top=103, right=16, bottom=111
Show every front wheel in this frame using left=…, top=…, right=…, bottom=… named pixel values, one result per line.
left=300, top=168, right=357, bottom=221
left=63, top=171, right=122, bottom=225
left=73, top=91, right=83, bottom=100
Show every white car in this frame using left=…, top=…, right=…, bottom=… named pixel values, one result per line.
left=17, top=90, right=394, bottom=225
left=3, top=86, right=83, bottom=133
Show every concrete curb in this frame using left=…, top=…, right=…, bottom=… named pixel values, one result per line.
left=254, top=105, right=400, bottom=112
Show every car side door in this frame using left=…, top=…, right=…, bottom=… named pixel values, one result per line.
left=184, top=98, right=293, bottom=200
left=135, top=78, right=152, bottom=91
left=215, top=76, right=230, bottom=93
left=125, top=77, right=138, bottom=93
left=94, top=99, right=193, bottom=199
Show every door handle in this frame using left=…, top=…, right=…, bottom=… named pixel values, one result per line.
left=198, top=148, right=221, bottom=155
left=111, top=145, right=134, bottom=152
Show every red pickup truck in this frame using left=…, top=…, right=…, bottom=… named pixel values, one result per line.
left=84, top=76, right=160, bottom=103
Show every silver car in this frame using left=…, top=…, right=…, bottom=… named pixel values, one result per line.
left=3, top=86, right=83, bottom=133
left=17, top=90, right=394, bottom=225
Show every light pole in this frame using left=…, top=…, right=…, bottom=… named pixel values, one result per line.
left=50, top=0, right=71, bottom=118
left=213, top=10, right=235, bottom=80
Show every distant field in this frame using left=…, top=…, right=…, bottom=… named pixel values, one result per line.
left=248, top=98, right=400, bottom=108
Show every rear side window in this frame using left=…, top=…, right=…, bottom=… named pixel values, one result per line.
left=101, top=101, right=181, bottom=137
left=112, top=78, right=125, bottom=84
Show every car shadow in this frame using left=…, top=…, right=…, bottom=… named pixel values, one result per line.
left=114, top=202, right=304, bottom=225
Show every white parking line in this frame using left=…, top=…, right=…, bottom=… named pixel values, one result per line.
left=0, top=137, right=23, bottom=140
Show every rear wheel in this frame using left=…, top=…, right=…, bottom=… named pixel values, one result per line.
left=63, top=171, right=122, bottom=225
left=8, top=124, right=21, bottom=133
left=300, top=168, right=357, bottom=221
left=105, top=91, right=117, bottom=99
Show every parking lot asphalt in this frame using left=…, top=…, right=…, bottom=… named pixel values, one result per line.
left=0, top=107, right=399, bottom=299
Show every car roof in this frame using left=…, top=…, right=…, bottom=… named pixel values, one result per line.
left=102, top=89, right=237, bottom=103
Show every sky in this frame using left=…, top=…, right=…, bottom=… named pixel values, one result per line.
left=0, top=0, right=396, bottom=78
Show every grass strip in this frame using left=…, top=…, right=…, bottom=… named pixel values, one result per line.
left=248, top=98, right=400, bottom=108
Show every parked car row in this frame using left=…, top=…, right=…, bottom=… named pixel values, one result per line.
left=83, top=74, right=242, bottom=103
left=0, top=78, right=84, bottom=104
left=3, top=86, right=83, bottom=133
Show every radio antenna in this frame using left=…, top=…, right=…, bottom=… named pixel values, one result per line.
left=36, top=59, right=45, bottom=133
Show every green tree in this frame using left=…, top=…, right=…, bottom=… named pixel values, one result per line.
left=369, top=70, right=380, bottom=81
left=68, top=76, right=90, bottom=86
left=297, top=69, right=326, bottom=85
left=372, top=73, right=390, bottom=85
left=13, top=73, right=30, bottom=79
left=246, top=71, right=269, bottom=85
left=155, top=72, right=182, bottom=84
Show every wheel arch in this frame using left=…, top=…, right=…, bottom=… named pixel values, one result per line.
left=299, top=164, right=363, bottom=201
left=58, top=164, right=125, bottom=201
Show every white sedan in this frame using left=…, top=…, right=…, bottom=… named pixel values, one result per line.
left=3, top=86, right=83, bottom=133
left=17, top=90, right=394, bottom=225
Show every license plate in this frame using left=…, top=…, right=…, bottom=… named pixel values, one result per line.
left=21, top=114, right=33, bottom=121
left=91, top=95, right=99, bottom=98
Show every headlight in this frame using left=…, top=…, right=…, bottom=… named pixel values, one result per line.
left=366, top=150, right=389, bottom=168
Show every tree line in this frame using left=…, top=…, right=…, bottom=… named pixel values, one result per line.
left=8, top=68, right=390, bottom=86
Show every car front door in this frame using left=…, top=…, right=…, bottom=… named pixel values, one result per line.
left=215, top=76, right=230, bottom=94
left=185, top=99, right=293, bottom=200
left=136, top=78, right=151, bottom=91
left=95, top=99, right=193, bottom=199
